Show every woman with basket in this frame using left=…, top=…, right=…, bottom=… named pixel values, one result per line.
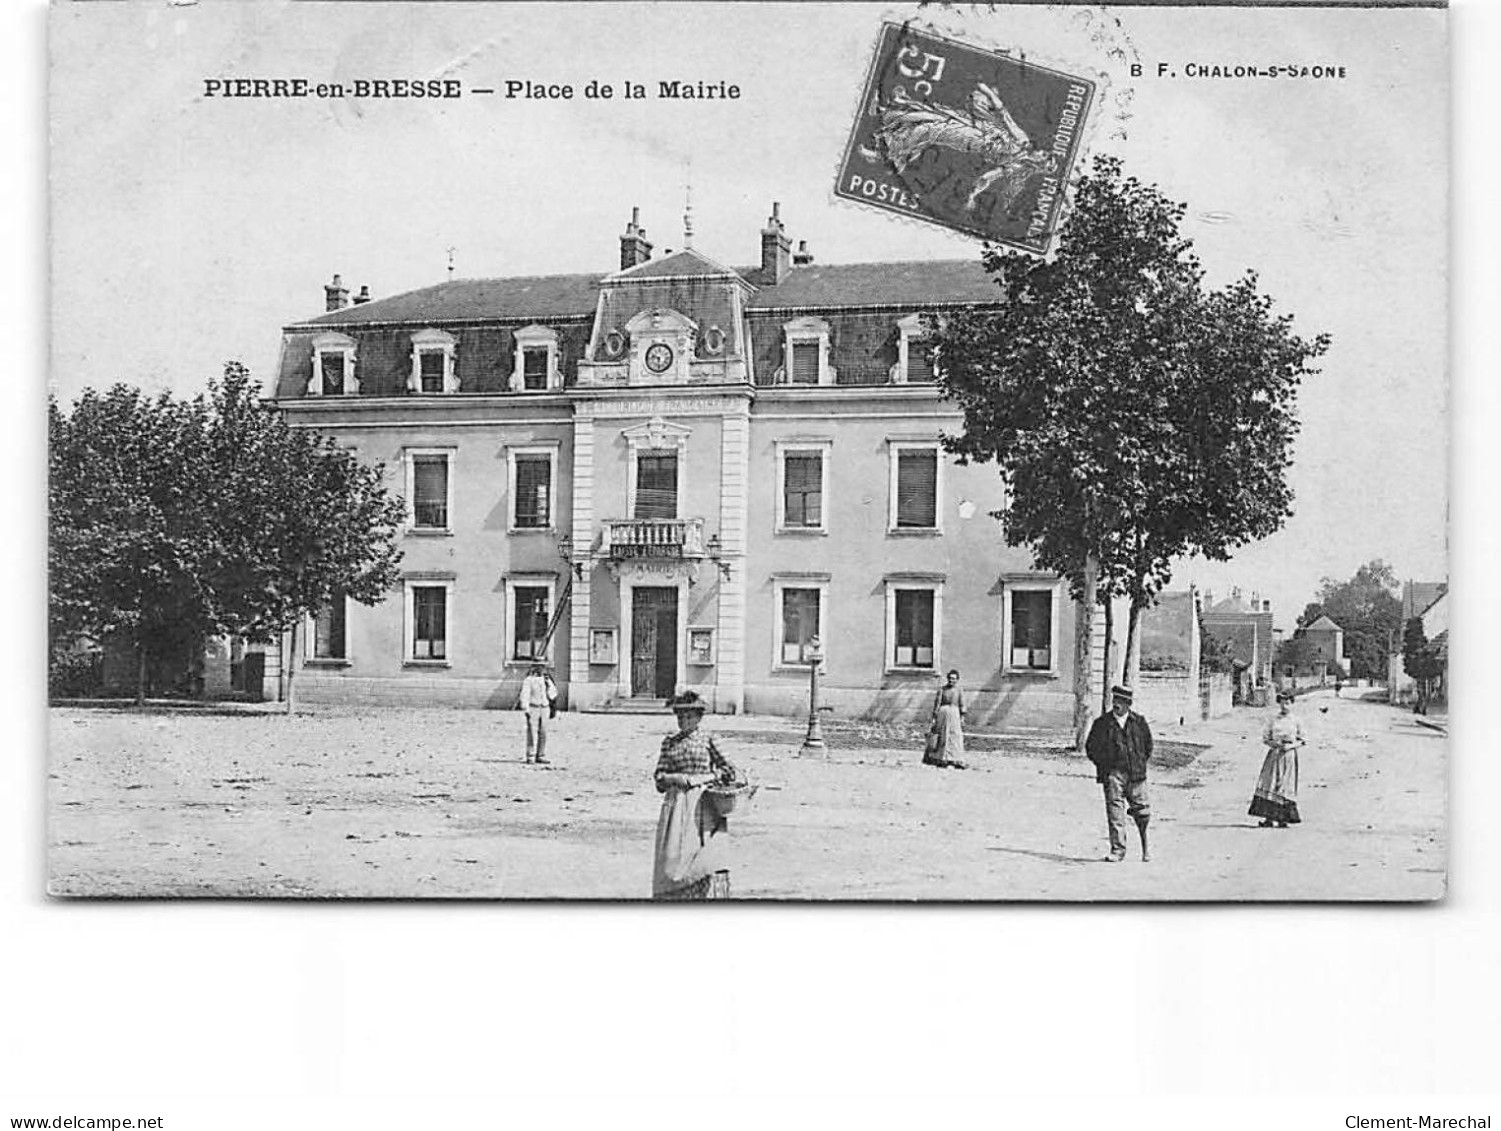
left=1249, top=689, right=1305, bottom=827
left=922, top=669, right=968, bottom=770
left=652, top=690, right=742, bottom=900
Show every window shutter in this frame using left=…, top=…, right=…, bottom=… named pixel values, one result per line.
left=781, top=588, right=820, bottom=664
left=514, top=456, right=551, bottom=527
left=906, top=342, right=934, bottom=383
left=523, top=348, right=549, bottom=389
left=314, top=598, right=346, bottom=659
left=634, top=453, right=678, bottom=519
left=790, top=342, right=819, bottom=384
left=420, top=351, right=444, bottom=393
left=413, top=457, right=448, bottom=527
left=783, top=453, right=822, bottom=527
left=320, top=354, right=345, bottom=395
left=896, top=449, right=938, bottom=528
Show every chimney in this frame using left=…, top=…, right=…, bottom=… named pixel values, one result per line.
left=760, top=202, right=792, bottom=285
left=792, top=239, right=814, bottom=267
left=324, top=273, right=349, bottom=312
left=352, top=285, right=372, bottom=306
left=620, top=207, right=653, bottom=270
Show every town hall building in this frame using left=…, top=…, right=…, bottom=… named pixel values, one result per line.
left=270, top=204, right=1090, bottom=728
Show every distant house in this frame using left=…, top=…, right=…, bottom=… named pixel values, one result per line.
left=1390, top=581, right=1448, bottom=708
left=1200, top=588, right=1275, bottom=697
left=1299, top=614, right=1346, bottom=681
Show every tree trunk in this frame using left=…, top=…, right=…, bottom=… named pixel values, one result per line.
left=1124, top=600, right=1145, bottom=690
left=135, top=639, right=147, bottom=706
left=1098, top=595, right=1114, bottom=716
left=1073, top=553, right=1098, bottom=752
left=284, top=621, right=298, bottom=716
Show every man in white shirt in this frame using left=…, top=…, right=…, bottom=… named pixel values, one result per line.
left=518, top=664, right=554, bottom=764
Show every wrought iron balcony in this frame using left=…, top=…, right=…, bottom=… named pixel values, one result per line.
left=602, top=518, right=706, bottom=559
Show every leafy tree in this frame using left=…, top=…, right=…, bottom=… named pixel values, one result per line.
left=1298, top=560, right=1403, bottom=680
left=1401, top=616, right=1443, bottom=714
left=935, top=155, right=1328, bottom=745
left=1199, top=625, right=1238, bottom=675
left=49, top=363, right=405, bottom=706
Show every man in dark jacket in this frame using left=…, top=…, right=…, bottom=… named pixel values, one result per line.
left=1085, top=685, right=1154, bottom=862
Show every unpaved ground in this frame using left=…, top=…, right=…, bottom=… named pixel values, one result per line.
left=46, top=690, right=1445, bottom=900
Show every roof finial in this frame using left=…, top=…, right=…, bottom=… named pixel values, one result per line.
left=683, top=165, right=694, bottom=249
left=446, top=246, right=456, bottom=278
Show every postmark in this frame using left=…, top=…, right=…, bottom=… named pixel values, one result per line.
left=836, top=22, right=1097, bottom=254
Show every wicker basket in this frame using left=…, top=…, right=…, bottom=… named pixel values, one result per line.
left=703, top=782, right=755, bottom=818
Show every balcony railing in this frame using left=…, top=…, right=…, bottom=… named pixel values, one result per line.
left=602, top=518, right=706, bottom=559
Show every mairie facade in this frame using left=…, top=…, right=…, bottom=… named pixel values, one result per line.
left=272, top=206, right=1087, bottom=727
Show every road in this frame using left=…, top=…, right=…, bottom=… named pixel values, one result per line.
left=47, top=688, right=1445, bottom=900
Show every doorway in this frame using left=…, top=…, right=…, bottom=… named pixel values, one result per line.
left=631, top=586, right=679, bottom=698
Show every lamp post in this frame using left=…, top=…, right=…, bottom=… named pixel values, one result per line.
left=799, top=635, right=826, bottom=758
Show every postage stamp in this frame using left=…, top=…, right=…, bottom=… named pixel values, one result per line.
left=836, top=22, right=1097, bottom=254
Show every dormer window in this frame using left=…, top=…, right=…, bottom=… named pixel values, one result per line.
left=308, top=332, right=358, bottom=396
left=407, top=328, right=459, bottom=394
left=891, top=313, right=937, bottom=384
left=779, top=316, right=835, bottom=386
left=511, top=325, right=561, bottom=391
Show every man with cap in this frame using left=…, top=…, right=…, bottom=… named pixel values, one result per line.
left=1085, top=685, right=1154, bottom=862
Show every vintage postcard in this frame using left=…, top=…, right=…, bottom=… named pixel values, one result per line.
left=47, top=1, right=1448, bottom=900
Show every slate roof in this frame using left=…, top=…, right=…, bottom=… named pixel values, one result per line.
left=292, top=259, right=1002, bottom=328
left=1304, top=615, right=1343, bottom=632
left=610, top=248, right=741, bottom=280
left=1404, top=581, right=1448, bottom=620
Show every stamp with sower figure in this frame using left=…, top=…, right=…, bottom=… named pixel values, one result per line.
left=837, top=22, right=1096, bottom=254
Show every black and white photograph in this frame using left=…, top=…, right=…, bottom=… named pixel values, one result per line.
left=43, top=1, right=1452, bottom=902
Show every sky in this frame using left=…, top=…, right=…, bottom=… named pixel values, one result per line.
left=47, top=1, right=1449, bottom=630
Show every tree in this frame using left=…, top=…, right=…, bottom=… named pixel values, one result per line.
left=935, top=155, right=1329, bottom=745
left=1401, top=616, right=1443, bottom=714
left=1299, top=560, right=1403, bottom=680
left=49, top=363, right=406, bottom=706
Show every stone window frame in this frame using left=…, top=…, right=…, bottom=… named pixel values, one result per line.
left=884, top=577, right=945, bottom=674
left=308, top=331, right=358, bottom=396
left=887, top=439, right=944, bottom=534
left=506, top=442, right=560, bottom=534
left=1001, top=576, right=1063, bottom=677
left=505, top=573, right=558, bottom=665
left=402, top=576, right=455, bottom=667
left=774, top=438, right=832, bottom=534
left=510, top=324, right=562, bottom=392
left=778, top=315, right=836, bottom=386
left=407, top=328, right=460, bottom=394
left=403, top=447, right=456, bottom=534
left=772, top=574, right=831, bottom=672
left=622, top=417, right=691, bottom=521
left=890, top=312, right=940, bottom=385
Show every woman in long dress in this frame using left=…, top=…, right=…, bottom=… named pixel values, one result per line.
left=652, top=690, right=737, bottom=899
left=1249, top=689, right=1305, bottom=827
left=924, top=669, right=968, bottom=770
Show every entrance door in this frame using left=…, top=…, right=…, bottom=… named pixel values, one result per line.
left=631, top=586, right=679, bottom=698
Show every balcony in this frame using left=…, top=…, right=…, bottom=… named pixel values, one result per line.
left=602, top=518, right=706, bottom=559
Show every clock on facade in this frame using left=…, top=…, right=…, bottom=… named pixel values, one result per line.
left=644, top=342, right=674, bottom=373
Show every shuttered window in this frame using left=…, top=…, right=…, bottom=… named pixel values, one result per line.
left=895, top=448, right=938, bottom=528
left=512, top=586, right=551, bottom=660
left=893, top=589, right=935, bottom=668
left=781, top=588, right=821, bottom=664
left=783, top=453, right=823, bottom=528
left=320, top=354, right=345, bottom=396
left=1010, top=589, right=1053, bottom=669
left=412, top=586, right=447, bottom=660
left=419, top=351, right=444, bottom=393
left=789, top=342, right=820, bottom=384
left=906, top=341, right=935, bottom=383
left=522, top=347, right=549, bottom=390
left=514, top=455, right=551, bottom=528
left=412, top=455, right=449, bottom=529
left=313, top=596, right=346, bottom=660
left=634, top=453, right=678, bottom=519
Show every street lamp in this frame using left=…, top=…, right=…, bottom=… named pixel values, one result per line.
left=799, top=635, right=827, bottom=758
